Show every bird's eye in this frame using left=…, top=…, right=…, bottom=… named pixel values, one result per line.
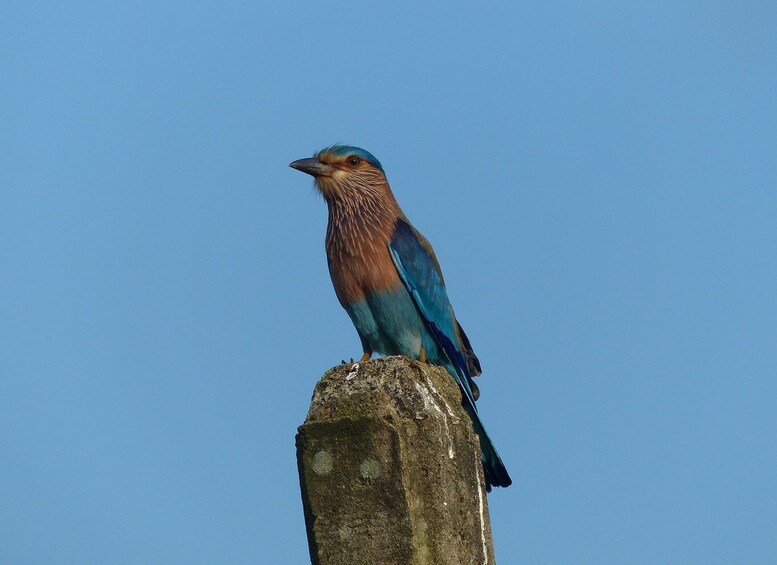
left=347, top=156, right=360, bottom=166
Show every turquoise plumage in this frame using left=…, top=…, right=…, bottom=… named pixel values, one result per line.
left=290, top=145, right=511, bottom=490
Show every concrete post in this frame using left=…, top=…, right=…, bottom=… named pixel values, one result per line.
left=296, top=356, right=496, bottom=565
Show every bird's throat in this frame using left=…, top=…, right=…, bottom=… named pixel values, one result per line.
left=324, top=188, right=400, bottom=259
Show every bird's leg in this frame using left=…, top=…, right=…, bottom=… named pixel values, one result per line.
left=419, top=346, right=428, bottom=364
left=358, top=351, right=372, bottom=363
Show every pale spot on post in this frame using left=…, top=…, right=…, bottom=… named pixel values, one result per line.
left=359, top=458, right=381, bottom=479
left=312, top=451, right=333, bottom=475
left=338, top=525, right=352, bottom=541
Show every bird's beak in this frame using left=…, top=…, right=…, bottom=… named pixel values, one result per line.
left=289, top=158, right=333, bottom=178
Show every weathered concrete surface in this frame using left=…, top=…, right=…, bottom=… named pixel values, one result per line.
left=296, top=356, right=495, bottom=565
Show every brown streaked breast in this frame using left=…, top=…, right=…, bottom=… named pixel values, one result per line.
left=327, top=220, right=401, bottom=305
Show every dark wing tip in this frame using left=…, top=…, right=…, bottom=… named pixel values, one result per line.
left=456, top=321, right=482, bottom=376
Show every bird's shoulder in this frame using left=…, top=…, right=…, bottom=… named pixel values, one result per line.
left=389, top=217, right=448, bottom=283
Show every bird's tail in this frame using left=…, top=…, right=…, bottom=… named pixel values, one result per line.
left=463, top=402, right=513, bottom=491
left=441, top=361, right=512, bottom=491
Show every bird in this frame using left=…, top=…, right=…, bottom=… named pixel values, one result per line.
left=289, top=145, right=511, bottom=490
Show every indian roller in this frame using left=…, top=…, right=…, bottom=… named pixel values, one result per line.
left=290, top=145, right=511, bottom=490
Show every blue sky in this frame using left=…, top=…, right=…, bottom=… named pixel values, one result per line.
left=2, top=2, right=776, bottom=563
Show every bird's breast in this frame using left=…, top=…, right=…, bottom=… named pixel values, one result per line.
left=327, top=234, right=402, bottom=305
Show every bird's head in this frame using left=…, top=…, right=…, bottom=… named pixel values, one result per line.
left=289, top=145, right=387, bottom=201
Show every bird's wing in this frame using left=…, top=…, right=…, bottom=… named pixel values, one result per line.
left=403, top=219, right=482, bottom=377
left=388, top=218, right=478, bottom=408
left=407, top=223, right=446, bottom=285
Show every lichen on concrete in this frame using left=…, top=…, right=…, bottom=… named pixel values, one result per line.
left=296, top=356, right=496, bottom=565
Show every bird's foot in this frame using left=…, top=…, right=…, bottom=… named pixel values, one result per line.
left=341, top=352, right=370, bottom=365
